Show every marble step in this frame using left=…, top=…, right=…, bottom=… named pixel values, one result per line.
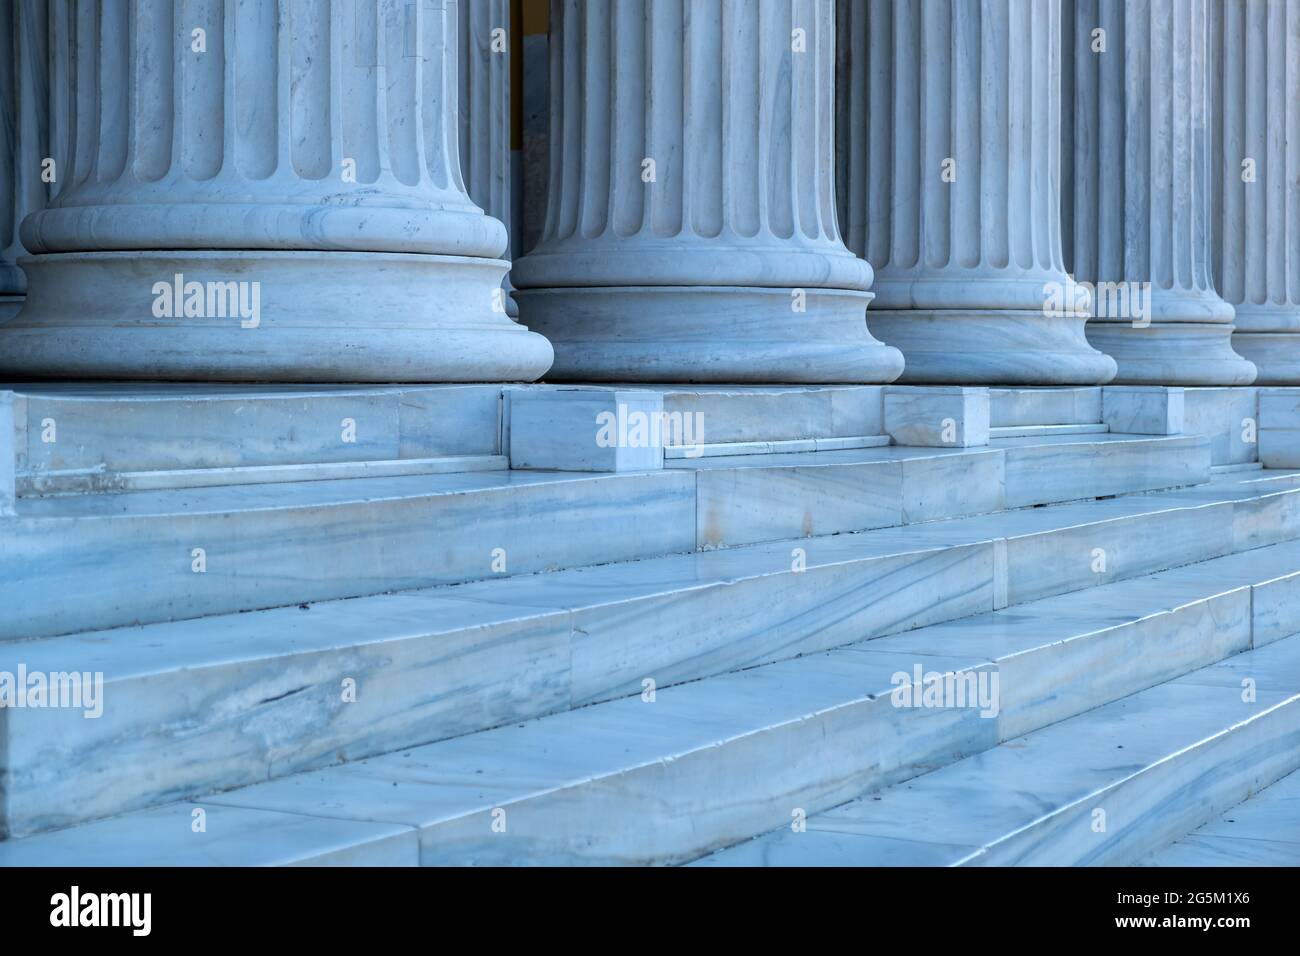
left=7, top=538, right=1300, bottom=868
left=0, top=802, right=420, bottom=867
left=2, top=432, right=1213, bottom=641
left=661, top=434, right=889, bottom=459
left=1211, top=461, right=1265, bottom=476
left=652, top=385, right=885, bottom=444
left=669, top=433, right=1209, bottom=549
left=696, top=636, right=1300, bottom=867
left=0, top=469, right=697, bottom=641
left=989, top=387, right=1102, bottom=427
left=987, top=424, right=1108, bottom=439
left=5, top=383, right=504, bottom=479
left=18, top=453, right=508, bottom=496
left=499, top=384, right=887, bottom=453
left=1138, top=766, right=1300, bottom=866
left=985, top=432, right=1209, bottom=506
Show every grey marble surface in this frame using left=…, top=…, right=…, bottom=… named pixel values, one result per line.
left=699, top=636, right=1300, bottom=867
left=1140, top=767, right=1300, bottom=866
left=8, top=490, right=1300, bottom=858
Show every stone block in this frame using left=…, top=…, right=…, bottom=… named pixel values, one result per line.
left=884, top=386, right=990, bottom=447
left=509, top=389, right=665, bottom=472
left=1102, top=386, right=1184, bottom=435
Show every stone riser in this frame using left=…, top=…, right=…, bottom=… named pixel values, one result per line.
left=2, top=477, right=1297, bottom=841
left=5, top=385, right=504, bottom=479
left=0, top=470, right=698, bottom=641
left=678, top=434, right=1209, bottom=550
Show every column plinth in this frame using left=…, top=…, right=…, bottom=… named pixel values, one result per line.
left=1211, top=0, right=1300, bottom=384
left=1064, top=0, right=1255, bottom=385
left=510, top=0, right=903, bottom=384
left=838, top=0, right=1116, bottom=385
left=0, top=0, right=552, bottom=383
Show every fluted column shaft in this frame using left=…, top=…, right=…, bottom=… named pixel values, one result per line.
left=1064, top=0, right=1255, bottom=385
left=1, top=0, right=50, bottom=320
left=511, top=0, right=903, bottom=384
left=1211, top=0, right=1300, bottom=383
left=0, top=0, right=552, bottom=383
left=26, top=0, right=497, bottom=256
left=838, top=0, right=1116, bottom=385
left=458, top=0, right=516, bottom=315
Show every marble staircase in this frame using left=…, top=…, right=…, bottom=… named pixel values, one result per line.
left=0, top=384, right=1296, bottom=865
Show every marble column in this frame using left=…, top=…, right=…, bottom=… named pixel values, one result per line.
left=0, top=0, right=552, bottom=383
left=837, top=0, right=1116, bottom=385
left=1, top=0, right=50, bottom=322
left=510, top=0, right=904, bottom=384
left=1063, top=0, right=1255, bottom=385
left=1210, top=0, right=1300, bottom=384
left=458, top=0, right=516, bottom=316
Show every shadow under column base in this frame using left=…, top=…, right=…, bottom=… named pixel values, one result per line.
left=1086, top=323, right=1257, bottom=386
left=0, top=250, right=554, bottom=383
left=515, top=286, right=905, bottom=384
left=1231, top=332, right=1300, bottom=386
left=866, top=309, right=1117, bottom=385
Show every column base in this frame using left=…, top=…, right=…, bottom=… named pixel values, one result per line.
left=1232, top=333, right=1300, bottom=386
left=0, top=251, right=554, bottom=383
left=865, top=310, right=1117, bottom=385
left=1086, top=323, right=1257, bottom=386
left=0, top=296, right=21, bottom=323
left=514, top=286, right=904, bottom=384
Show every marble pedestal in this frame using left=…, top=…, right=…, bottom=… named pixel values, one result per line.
left=1233, top=335, right=1300, bottom=386
left=867, top=311, right=1116, bottom=386
left=1086, top=324, right=1257, bottom=388
left=518, top=287, right=901, bottom=384
left=2, top=251, right=551, bottom=382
